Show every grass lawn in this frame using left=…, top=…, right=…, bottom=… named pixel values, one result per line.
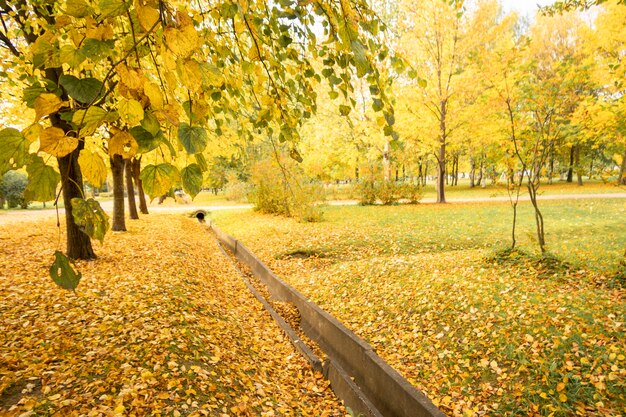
left=212, top=198, right=626, bottom=416
left=323, top=179, right=626, bottom=201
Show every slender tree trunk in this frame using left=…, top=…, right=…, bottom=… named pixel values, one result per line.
left=567, top=146, right=575, bottom=183
left=355, top=166, right=359, bottom=181
left=469, top=157, right=476, bottom=188
left=383, top=140, right=391, bottom=182
left=476, top=159, right=484, bottom=188
left=617, top=151, right=626, bottom=185
left=528, top=177, right=546, bottom=253
left=423, top=159, right=429, bottom=186
left=110, top=155, right=126, bottom=231
left=588, top=157, right=594, bottom=180
left=132, top=157, right=148, bottom=214
left=125, top=159, right=139, bottom=220
left=547, top=150, right=554, bottom=185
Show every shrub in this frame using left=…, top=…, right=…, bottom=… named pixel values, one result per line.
left=356, top=179, right=377, bottom=205
left=0, top=171, right=30, bottom=209
left=356, top=180, right=421, bottom=205
left=247, top=158, right=323, bottom=222
left=397, top=182, right=423, bottom=204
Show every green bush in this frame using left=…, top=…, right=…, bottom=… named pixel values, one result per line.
left=248, top=158, right=323, bottom=222
left=0, top=171, right=30, bottom=209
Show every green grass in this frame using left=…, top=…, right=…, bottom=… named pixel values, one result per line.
left=212, top=198, right=626, bottom=416
left=323, top=179, right=625, bottom=201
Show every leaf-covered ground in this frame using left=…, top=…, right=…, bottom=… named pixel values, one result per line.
left=213, top=200, right=626, bottom=417
left=0, top=215, right=346, bottom=416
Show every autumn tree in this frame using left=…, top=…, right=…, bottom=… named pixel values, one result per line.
left=0, top=0, right=396, bottom=285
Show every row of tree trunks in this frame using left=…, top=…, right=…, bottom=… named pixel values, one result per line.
left=111, top=156, right=148, bottom=231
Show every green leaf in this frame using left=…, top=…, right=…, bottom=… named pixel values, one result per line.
left=351, top=40, right=371, bottom=78
left=72, top=106, right=109, bottom=137
left=141, top=111, right=161, bottom=136
left=59, top=75, right=103, bottom=104
left=372, top=98, right=383, bottom=112
left=178, top=123, right=208, bottom=154
left=181, top=164, right=203, bottom=199
left=60, top=45, right=88, bottom=69
left=140, top=163, right=180, bottom=199
left=99, top=0, right=130, bottom=17
left=70, top=197, right=109, bottom=243
left=50, top=251, right=82, bottom=291
left=194, top=153, right=208, bottom=172
left=65, top=0, right=94, bottom=18
left=80, top=39, right=115, bottom=60
left=23, top=85, right=46, bottom=108
left=130, top=126, right=159, bottom=154
left=339, top=105, right=351, bottom=116
left=384, top=111, right=395, bottom=127
left=25, top=156, right=61, bottom=202
left=0, top=128, right=29, bottom=175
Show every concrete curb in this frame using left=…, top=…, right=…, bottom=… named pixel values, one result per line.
left=210, top=223, right=445, bottom=417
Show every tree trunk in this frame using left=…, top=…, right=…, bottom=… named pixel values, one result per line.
left=547, top=150, right=554, bottom=185
left=125, top=159, right=139, bottom=220
left=469, top=157, right=476, bottom=188
left=383, top=140, right=391, bottom=182
left=132, top=157, right=148, bottom=214
left=46, top=68, right=95, bottom=260
left=56, top=144, right=96, bottom=259
left=436, top=141, right=446, bottom=203
left=617, top=148, right=626, bottom=185
left=567, top=146, right=575, bottom=183
left=110, top=155, right=126, bottom=231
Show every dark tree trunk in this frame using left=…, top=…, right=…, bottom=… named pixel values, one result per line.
left=469, top=157, right=476, bottom=188
left=423, top=159, right=428, bottom=186
left=132, top=157, right=148, bottom=214
left=56, top=142, right=96, bottom=259
left=617, top=148, right=626, bottom=185
left=567, top=146, right=575, bottom=183
left=355, top=166, right=359, bottom=181
left=125, top=159, right=139, bottom=220
left=110, top=155, right=126, bottom=231
left=476, top=159, right=484, bottom=188
left=45, top=68, right=95, bottom=260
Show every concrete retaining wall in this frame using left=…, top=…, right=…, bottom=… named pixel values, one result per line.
left=211, top=223, right=445, bottom=417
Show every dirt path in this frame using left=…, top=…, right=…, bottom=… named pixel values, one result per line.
left=0, top=193, right=624, bottom=225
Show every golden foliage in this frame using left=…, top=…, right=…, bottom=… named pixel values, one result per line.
left=0, top=215, right=346, bottom=416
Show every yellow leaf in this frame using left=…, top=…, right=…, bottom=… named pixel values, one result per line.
left=157, top=392, right=169, bottom=399
left=108, top=130, right=138, bottom=158
left=164, top=23, right=198, bottom=59
left=34, top=93, right=66, bottom=120
left=23, top=123, right=43, bottom=143
left=137, top=3, right=160, bottom=32
left=558, top=393, right=567, bottom=402
left=118, top=98, right=144, bottom=126
left=178, top=59, right=202, bottom=93
left=48, top=393, right=61, bottom=401
left=144, top=81, right=164, bottom=109
left=556, top=382, right=566, bottom=392
left=78, top=150, right=107, bottom=188
left=39, top=127, right=78, bottom=157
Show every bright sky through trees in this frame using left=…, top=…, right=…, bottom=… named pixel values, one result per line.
left=500, top=0, right=556, bottom=16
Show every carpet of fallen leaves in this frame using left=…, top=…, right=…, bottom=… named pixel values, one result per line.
left=0, top=214, right=346, bottom=416
left=213, top=203, right=626, bottom=417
